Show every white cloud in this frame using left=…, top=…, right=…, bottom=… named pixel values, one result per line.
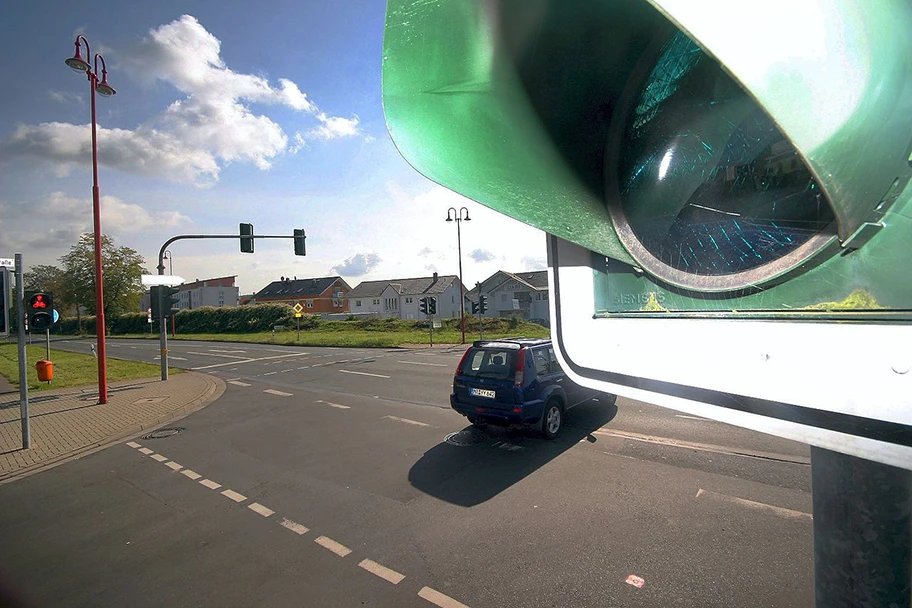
left=332, top=252, right=382, bottom=277
left=0, top=15, right=359, bottom=185
left=48, top=90, right=84, bottom=106
left=469, top=248, right=496, bottom=262
left=521, top=256, right=547, bottom=271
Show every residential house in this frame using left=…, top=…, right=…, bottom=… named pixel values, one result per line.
left=468, top=270, right=550, bottom=323
left=140, top=275, right=239, bottom=312
left=249, top=276, right=352, bottom=314
left=346, top=272, right=466, bottom=319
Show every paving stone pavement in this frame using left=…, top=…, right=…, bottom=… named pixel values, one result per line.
left=0, top=372, right=225, bottom=483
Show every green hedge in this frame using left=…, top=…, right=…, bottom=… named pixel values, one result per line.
left=49, top=305, right=538, bottom=336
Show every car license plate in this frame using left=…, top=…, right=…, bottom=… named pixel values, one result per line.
left=470, top=388, right=496, bottom=399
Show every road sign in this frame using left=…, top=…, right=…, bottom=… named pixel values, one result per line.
left=382, top=1, right=912, bottom=468
left=0, top=258, right=13, bottom=268
left=293, top=303, right=304, bottom=313
left=294, top=312, right=303, bottom=318
left=142, top=274, right=185, bottom=287
left=52, top=309, right=59, bottom=324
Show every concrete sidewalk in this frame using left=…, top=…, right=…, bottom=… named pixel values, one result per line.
left=0, top=372, right=225, bottom=484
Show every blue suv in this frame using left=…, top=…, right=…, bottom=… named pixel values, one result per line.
left=450, top=338, right=611, bottom=439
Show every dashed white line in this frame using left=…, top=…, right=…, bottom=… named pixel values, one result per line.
left=150, top=454, right=168, bottom=462
left=264, top=389, right=293, bottom=397
left=675, top=414, right=711, bottom=421
left=181, top=469, right=202, bottom=480
left=228, top=380, right=252, bottom=387
left=339, top=370, right=390, bottom=379
left=280, top=518, right=310, bottom=535
left=192, top=352, right=312, bottom=371
left=126, top=441, right=141, bottom=448
left=383, top=415, right=430, bottom=427
left=165, top=461, right=183, bottom=471
left=419, top=586, right=470, bottom=608
left=297, top=366, right=310, bottom=370
left=200, top=479, right=222, bottom=490
left=221, top=489, right=248, bottom=503
left=138, top=447, right=154, bottom=455
left=695, top=489, right=812, bottom=521
left=359, top=559, right=405, bottom=585
left=317, top=400, right=351, bottom=410
left=248, top=502, right=275, bottom=517
left=264, top=371, right=278, bottom=376
left=315, top=536, right=351, bottom=557
left=397, top=360, right=447, bottom=367
left=187, top=351, right=249, bottom=360
left=279, top=369, right=294, bottom=373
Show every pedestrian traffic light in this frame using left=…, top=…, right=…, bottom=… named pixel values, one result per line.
left=294, top=229, right=306, bottom=256
left=26, top=291, right=54, bottom=330
left=240, top=222, right=254, bottom=254
left=479, top=295, right=487, bottom=315
left=419, top=297, right=428, bottom=315
left=427, top=296, right=437, bottom=315
left=0, top=267, right=9, bottom=336
left=383, top=2, right=912, bottom=467
left=161, top=286, right=180, bottom=318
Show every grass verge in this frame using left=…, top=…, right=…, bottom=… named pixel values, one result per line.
left=0, top=344, right=167, bottom=392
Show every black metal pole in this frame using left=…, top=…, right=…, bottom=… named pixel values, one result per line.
left=811, top=447, right=912, bottom=608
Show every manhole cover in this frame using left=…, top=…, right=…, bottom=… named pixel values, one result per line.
left=445, top=430, right=486, bottom=447
left=143, top=427, right=185, bottom=440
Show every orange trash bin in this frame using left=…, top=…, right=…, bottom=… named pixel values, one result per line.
left=36, top=360, right=54, bottom=382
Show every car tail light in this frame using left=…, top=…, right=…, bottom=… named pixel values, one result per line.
left=514, top=347, right=526, bottom=387
left=455, top=348, right=472, bottom=379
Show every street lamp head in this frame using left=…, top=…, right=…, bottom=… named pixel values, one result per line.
left=65, top=50, right=90, bottom=73
left=95, top=70, right=116, bottom=96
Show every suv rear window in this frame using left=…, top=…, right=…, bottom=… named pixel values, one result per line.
left=460, top=347, right=518, bottom=380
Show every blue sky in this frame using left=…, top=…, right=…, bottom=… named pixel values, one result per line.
left=0, top=1, right=545, bottom=295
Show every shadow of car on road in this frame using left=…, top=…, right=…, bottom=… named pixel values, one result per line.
left=408, top=396, right=618, bottom=507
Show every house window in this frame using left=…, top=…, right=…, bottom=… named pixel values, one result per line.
left=355, top=300, right=362, bottom=307
left=385, top=298, right=398, bottom=310
left=405, top=297, right=413, bottom=304
left=373, top=299, right=380, bottom=305
left=306, top=300, right=314, bottom=308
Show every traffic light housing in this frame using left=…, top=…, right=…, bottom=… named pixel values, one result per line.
left=383, top=1, right=912, bottom=467
left=419, top=297, right=428, bottom=315
left=240, top=223, right=254, bottom=254
left=150, top=286, right=162, bottom=321
left=162, top=286, right=180, bottom=318
left=26, top=291, right=54, bottom=330
left=427, top=296, right=437, bottom=315
left=294, top=229, right=306, bottom=256
left=471, top=301, right=479, bottom=315
left=0, top=267, right=8, bottom=336
left=479, top=295, right=487, bottom=315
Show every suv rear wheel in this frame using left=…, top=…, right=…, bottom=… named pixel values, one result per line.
left=541, top=400, right=563, bottom=440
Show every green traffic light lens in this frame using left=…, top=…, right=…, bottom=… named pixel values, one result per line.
left=609, top=32, right=837, bottom=291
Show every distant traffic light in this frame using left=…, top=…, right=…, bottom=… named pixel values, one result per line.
left=239, top=223, right=254, bottom=254
left=427, top=296, right=437, bottom=315
left=479, top=295, right=488, bottom=314
left=162, top=286, right=180, bottom=318
left=419, top=297, right=428, bottom=315
left=150, top=286, right=162, bottom=321
left=294, top=229, right=306, bottom=256
left=471, top=300, right=479, bottom=315
left=26, top=291, right=54, bottom=330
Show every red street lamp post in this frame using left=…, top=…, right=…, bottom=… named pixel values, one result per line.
left=65, top=35, right=116, bottom=404
left=446, top=206, right=471, bottom=344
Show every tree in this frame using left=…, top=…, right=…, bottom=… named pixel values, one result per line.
left=59, top=234, right=149, bottom=319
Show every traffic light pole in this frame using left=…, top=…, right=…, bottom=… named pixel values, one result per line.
left=811, top=448, right=911, bottom=608
left=15, top=253, right=29, bottom=449
left=155, top=231, right=306, bottom=381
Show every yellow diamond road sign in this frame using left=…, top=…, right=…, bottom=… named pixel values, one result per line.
left=293, top=303, right=304, bottom=313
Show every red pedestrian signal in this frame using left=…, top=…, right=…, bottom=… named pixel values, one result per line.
left=25, top=291, right=54, bottom=330
left=30, top=294, right=48, bottom=309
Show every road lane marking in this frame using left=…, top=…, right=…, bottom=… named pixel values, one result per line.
left=138, top=447, right=154, bottom=455
left=187, top=351, right=250, bottom=359
left=317, top=400, right=351, bottom=410
left=221, top=489, right=247, bottom=503
left=280, top=369, right=293, bottom=373
left=592, top=429, right=810, bottom=465
left=339, top=370, right=390, bottom=379
left=154, top=356, right=187, bottom=361
left=264, top=371, right=278, bottom=376
left=675, top=414, right=711, bottom=421
left=297, top=366, right=310, bottom=370
left=150, top=454, right=168, bottom=462
left=191, top=352, right=312, bottom=370
left=126, top=441, right=141, bottom=448
left=165, top=461, right=183, bottom=471
left=383, top=415, right=429, bottom=427
left=209, top=349, right=247, bottom=353
left=264, top=389, right=293, bottom=397
left=181, top=469, right=202, bottom=480
left=315, top=536, right=351, bottom=557
left=228, top=380, right=252, bottom=387
left=419, top=586, right=470, bottom=608
left=280, top=518, right=310, bottom=535
left=695, top=489, right=812, bottom=521
left=248, top=502, right=275, bottom=517
left=398, top=360, right=448, bottom=367
left=359, top=559, right=405, bottom=585
left=200, top=479, right=222, bottom=490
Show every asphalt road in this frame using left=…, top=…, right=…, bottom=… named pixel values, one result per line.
left=0, top=338, right=814, bottom=607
